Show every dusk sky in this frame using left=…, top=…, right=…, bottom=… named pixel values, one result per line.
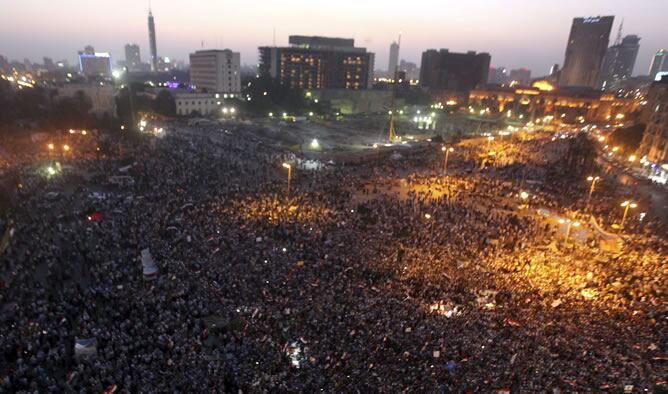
left=1, top=0, right=666, bottom=76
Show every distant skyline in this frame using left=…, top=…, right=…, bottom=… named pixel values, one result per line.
left=1, top=0, right=667, bottom=76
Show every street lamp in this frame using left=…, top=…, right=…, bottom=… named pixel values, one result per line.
left=620, top=201, right=637, bottom=228
left=441, top=146, right=454, bottom=175
left=586, top=176, right=600, bottom=209
left=63, top=144, right=70, bottom=152
left=282, top=163, right=292, bottom=195
left=47, top=143, right=54, bottom=151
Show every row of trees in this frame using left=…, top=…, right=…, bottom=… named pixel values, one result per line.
left=0, top=80, right=95, bottom=131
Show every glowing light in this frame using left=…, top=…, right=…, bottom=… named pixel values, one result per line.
left=310, top=139, right=320, bottom=149
left=282, top=163, right=291, bottom=169
left=63, top=144, right=70, bottom=151
left=47, top=143, right=54, bottom=150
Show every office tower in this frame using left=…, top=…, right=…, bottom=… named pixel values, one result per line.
left=599, top=34, right=640, bottom=90
left=649, top=49, right=668, bottom=80
left=419, top=49, right=491, bottom=92
left=0, top=55, right=9, bottom=72
left=399, top=60, right=420, bottom=80
left=78, top=50, right=112, bottom=77
left=559, top=16, right=614, bottom=88
left=125, top=44, right=142, bottom=71
left=488, top=67, right=509, bottom=84
left=189, top=49, right=241, bottom=93
left=43, top=57, right=55, bottom=71
left=509, top=68, right=532, bottom=86
left=388, top=41, right=399, bottom=75
left=259, top=36, right=375, bottom=90
left=148, top=9, right=158, bottom=72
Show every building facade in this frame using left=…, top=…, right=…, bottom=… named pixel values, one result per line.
left=388, top=41, right=399, bottom=75
left=638, top=77, right=668, bottom=168
left=78, top=51, right=112, bottom=78
left=488, top=67, right=509, bottom=85
left=468, top=83, right=639, bottom=124
left=259, top=36, right=375, bottom=90
left=57, top=82, right=116, bottom=117
left=649, top=49, right=668, bottom=80
left=599, top=35, right=640, bottom=90
left=189, top=50, right=241, bottom=93
left=559, top=16, right=614, bottom=88
left=419, top=49, right=490, bottom=92
left=509, top=68, right=532, bottom=86
left=125, top=44, right=142, bottom=71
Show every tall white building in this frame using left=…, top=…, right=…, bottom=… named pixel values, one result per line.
left=649, top=49, right=668, bottom=80
left=189, top=49, right=241, bottom=93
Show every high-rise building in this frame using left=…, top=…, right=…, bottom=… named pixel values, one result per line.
left=259, top=36, right=375, bottom=90
left=148, top=9, right=158, bottom=72
left=388, top=41, right=399, bottom=75
left=43, top=57, right=55, bottom=71
left=125, top=43, right=142, bottom=71
left=488, top=67, right=509, bottom=85
left=509, top=68, right=532, bottom=86
left=419, top=49, right=491, bottom=92
left=399, top=59, right=420, bottom=81
left=189, top=49, right=241, bottom=93
left=559, top=16, right=614, bottom=88
left=78, top=48, right=112, bottom=77
left=649, top=49, right=668, bottom=80
left=599, top=35, right=640, bottom=90
left=638, top=75, right=668, bottom=168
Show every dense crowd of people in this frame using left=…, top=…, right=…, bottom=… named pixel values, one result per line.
left=0, top=123, right=665, bottom=392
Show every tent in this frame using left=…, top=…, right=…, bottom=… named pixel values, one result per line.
left=141, top=248, right=159, bottom=280
left=74, top=338, right=97, bottom=358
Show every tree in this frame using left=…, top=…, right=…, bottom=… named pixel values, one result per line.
left=153, top=90, right=176, bottom=117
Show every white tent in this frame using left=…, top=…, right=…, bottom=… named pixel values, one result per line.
left=141, top=248, right=159, bottom=280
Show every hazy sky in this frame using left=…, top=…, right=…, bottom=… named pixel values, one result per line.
left=1, top=0, right=666, bottom=76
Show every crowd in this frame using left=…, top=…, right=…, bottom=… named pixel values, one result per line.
left=0, top=124, right=665, bottom=392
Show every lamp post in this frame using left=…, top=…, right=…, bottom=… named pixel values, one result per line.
left=520, top=191, right=529, bottom=209
left=282, top=163, right=292, bottom=196
left=586, top=176, right=599, bottom=210
left=441, top=146, right=454, bottom=175
left=559, top=218, right=580, bottom=244
left=620, top=200, right=637, bottom=229
left=424, top=213, right=434, bottom=247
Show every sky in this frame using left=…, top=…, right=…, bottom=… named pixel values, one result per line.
left=1, top=0, right=667, bottom=76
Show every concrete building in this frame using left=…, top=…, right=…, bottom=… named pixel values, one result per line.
left=259, top=35, right=375, bottom=90
left=78, top=49, right=112, bottom=78
left=388, top=41, right=399, bottom=75
left=399, top=60, right=419, bottom=81
left=148, top=9, right=158, bottom=72
left=125, top=44, right=142, bottom=71
left=174, top=91, right=239, bottom=116
left=312, top=89, right=394, bottom=114
left=56, top=82, right=116, bottom=117
left=649, top=49, right=668, bottom=80
left=189, top=49, right=241, bottom=93
left=559, top=16, right=614, bottom=88
left=419, top=49, right=490, bottom=92
left=488, top=67, right=509, bottom=85
left=509, top=68, right=532, bottom=86
left=638, top=76, right=668, bottom=174
left=599, top=35, right=641, bottom=90
left=468, top=82, right=639, bottom=124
